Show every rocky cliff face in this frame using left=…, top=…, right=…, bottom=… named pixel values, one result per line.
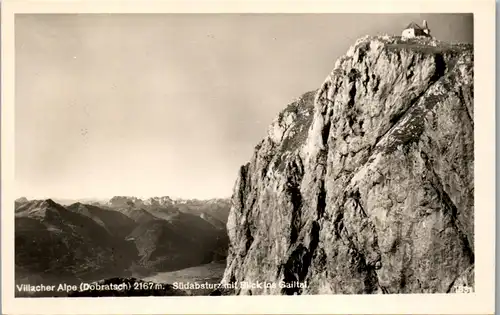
left=222, top=35, right=474, bottom=295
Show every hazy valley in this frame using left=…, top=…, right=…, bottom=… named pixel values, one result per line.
left=15, top=196, right=230, bottom=297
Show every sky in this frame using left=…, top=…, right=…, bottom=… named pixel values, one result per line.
left=15, top=13, right=473, bottom=200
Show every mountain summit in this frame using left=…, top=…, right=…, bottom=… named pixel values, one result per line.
left=221, top=35, right=474, bottom=295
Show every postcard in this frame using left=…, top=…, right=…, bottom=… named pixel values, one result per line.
left=1, top=0, right=495, bottom=314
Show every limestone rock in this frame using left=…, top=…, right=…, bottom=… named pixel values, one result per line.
left=222, top=36, right=474, bottom=295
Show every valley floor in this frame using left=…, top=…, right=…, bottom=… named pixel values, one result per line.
left=141, top=260, right=226, bottom=295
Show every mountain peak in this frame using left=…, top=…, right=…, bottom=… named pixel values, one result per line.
left=144, top=196, right=173, bottom=206
left=41, top=199, right=58, bottom=207
left=15, top=197, right=29, bottom=204
left=223, top=35, right=474, bottom=295
left=68, top=201, right=86, bottom=208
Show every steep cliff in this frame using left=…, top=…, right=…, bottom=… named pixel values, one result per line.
left=222, top=35, right=474, bottom=295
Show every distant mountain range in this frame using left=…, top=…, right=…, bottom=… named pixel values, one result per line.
left=14, top=196, right=230, bottom=297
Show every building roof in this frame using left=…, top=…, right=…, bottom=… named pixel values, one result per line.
left=405, top=22, right=423, bottom=30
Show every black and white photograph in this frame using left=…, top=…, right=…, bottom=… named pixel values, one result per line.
left=2, top=0, right=496, bottom=314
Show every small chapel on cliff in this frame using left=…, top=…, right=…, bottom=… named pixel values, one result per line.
left=401, top=20, right=432, bottom=38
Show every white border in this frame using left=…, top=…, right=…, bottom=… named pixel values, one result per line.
left=2, top=0, right=495, bottom=314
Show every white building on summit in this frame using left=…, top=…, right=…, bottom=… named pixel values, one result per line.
left=401, top=20, right=431, bottom=38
